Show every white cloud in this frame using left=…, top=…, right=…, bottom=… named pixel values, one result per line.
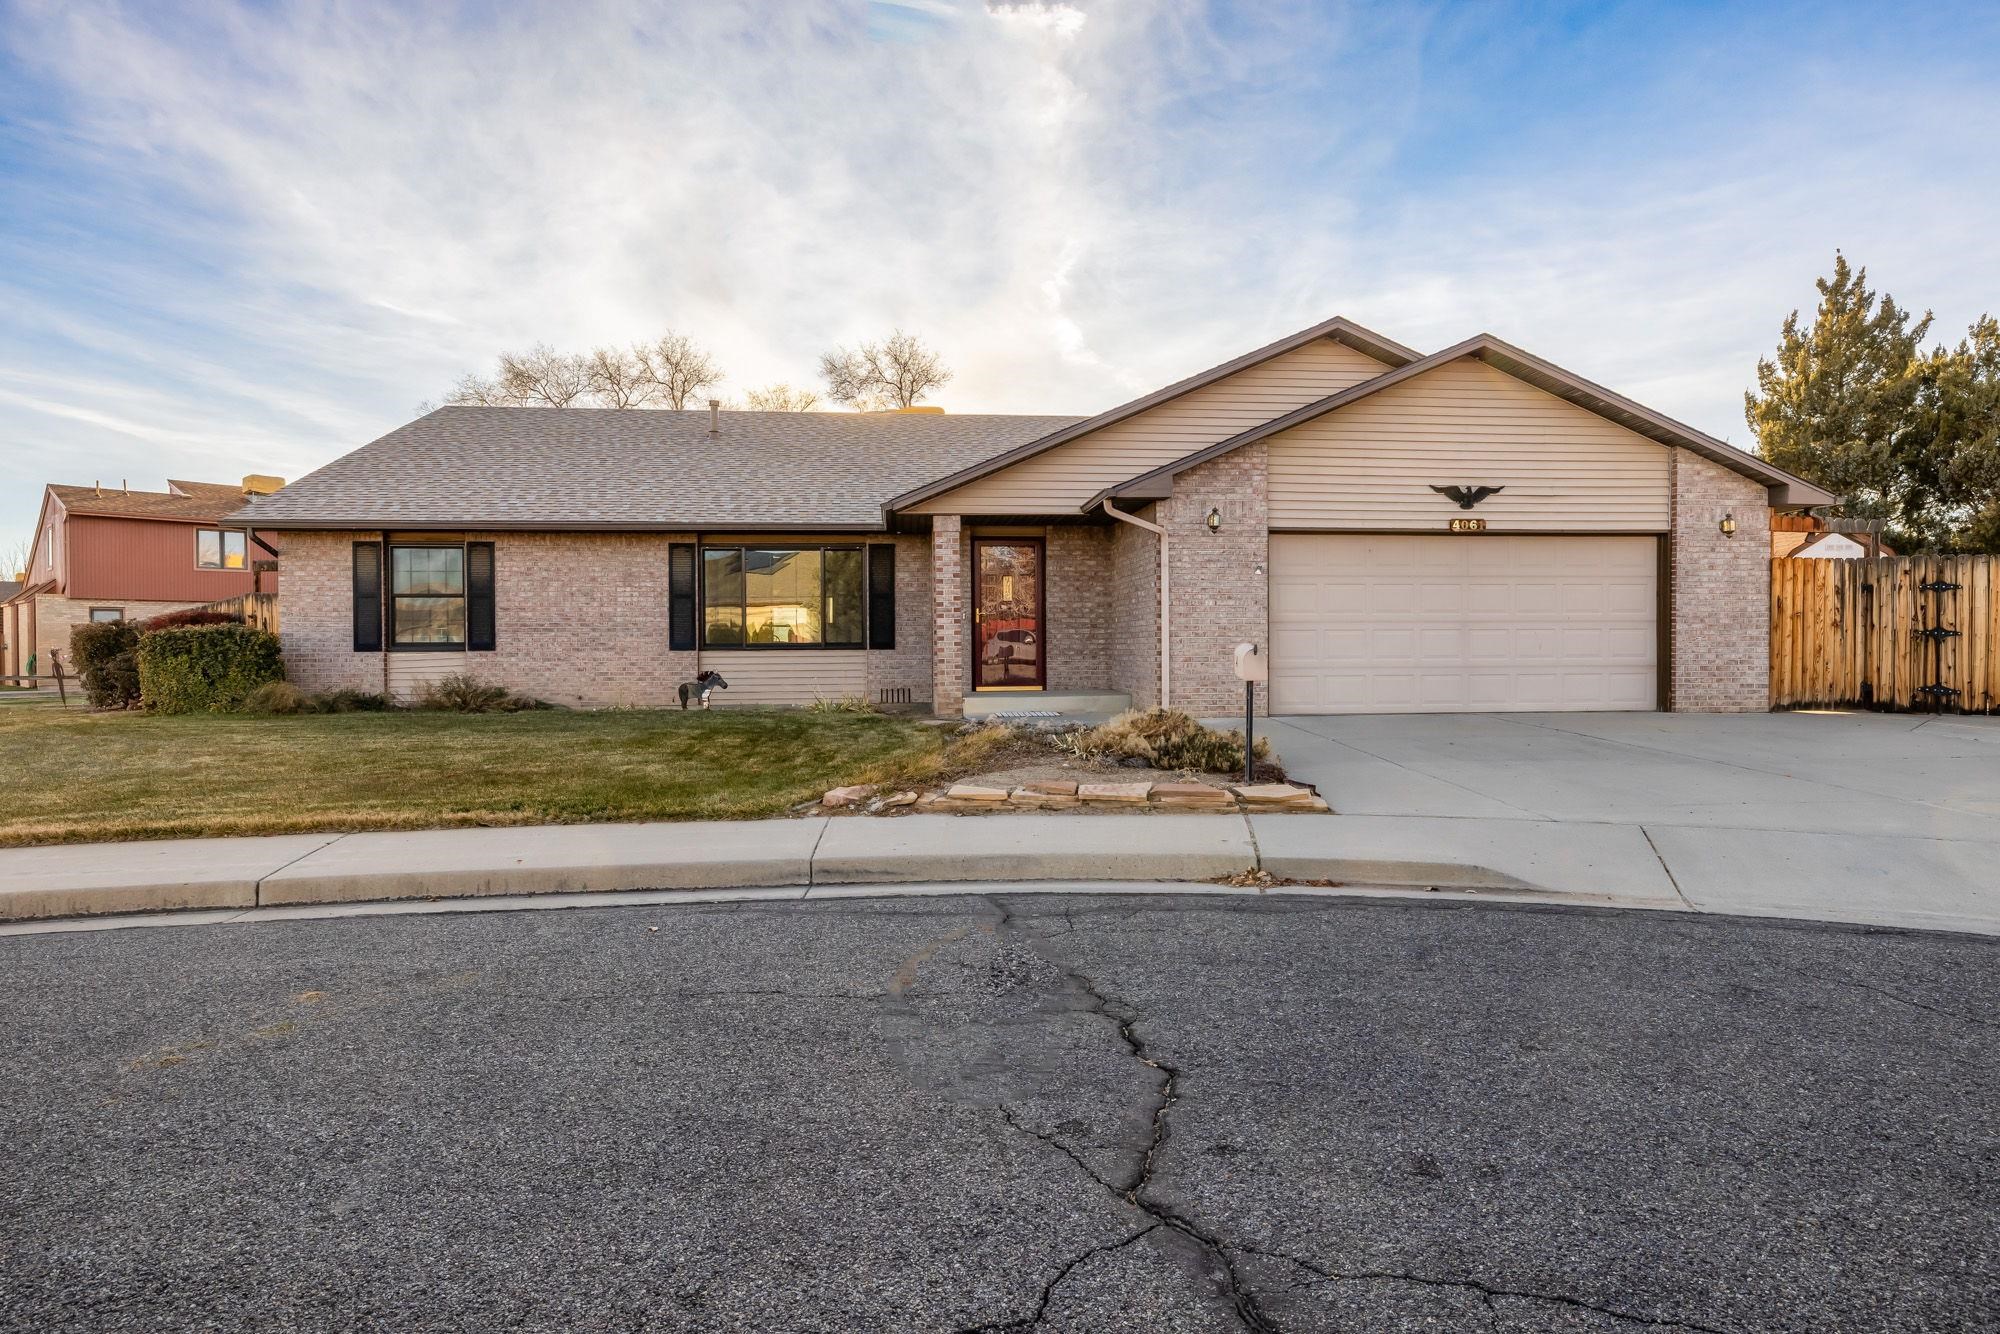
left=0, top=0, right=1996, bottom=545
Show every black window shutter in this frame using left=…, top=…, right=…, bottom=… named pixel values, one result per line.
left=867, top=543, right=896, bottom=651
left=466, top=542, right=496, bottom=651
left=352, top=541, right=382, bottom=652
left=669, top=543, right=697, bottom=651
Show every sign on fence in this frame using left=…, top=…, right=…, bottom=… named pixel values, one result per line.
left=1771, top=556, right=2000, bottom=713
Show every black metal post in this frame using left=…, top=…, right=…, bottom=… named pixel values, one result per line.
left=1244, top=679, right=1255, bottom=785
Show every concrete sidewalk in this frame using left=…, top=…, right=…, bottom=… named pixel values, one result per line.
left=3, top=809, right=1994, bottom=937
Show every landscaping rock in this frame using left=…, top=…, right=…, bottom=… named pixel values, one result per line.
left=1023, top=781, right=1079, bottom=797
left=822, top=784, right=878, bottom=809
left=1079, top=782, right=1152, bottom=805
left=1151, top=782, right=1234, bottom=808
left=1231, top=782, right=1317, bottom=809
left=879, top=791, right=920, bottom=809
left=944, top=784, right=1013, bottom=803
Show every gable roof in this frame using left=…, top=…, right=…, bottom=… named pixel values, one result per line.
left=1090, top=334, right=1838, bottom=510
left=50, top=481, right=253, bottom=523
left=232, top=407, right=1085, bottom=531
left=882, top=315, right=1419, bottom=514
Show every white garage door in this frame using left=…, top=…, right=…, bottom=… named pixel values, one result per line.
left=1269, top=534, right=1658, bottom=714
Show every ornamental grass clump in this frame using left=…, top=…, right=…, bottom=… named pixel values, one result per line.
left=415, top=673, right=549, bottom=713
left=1070, top=708, right=1270, bottom=774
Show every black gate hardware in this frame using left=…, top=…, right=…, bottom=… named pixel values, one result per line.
left=1918, top=627, right=1962, bottom=641
left=1915, top=684, right=1962, bottom=699
left=1919, top=580, right=1962, bottom=592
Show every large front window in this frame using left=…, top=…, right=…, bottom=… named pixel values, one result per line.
left=702, top=546, right=864, bottom=648
left=390, top=546, right=466, bottom=646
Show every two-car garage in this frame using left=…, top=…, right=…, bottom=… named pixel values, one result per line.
left=1267, top=534, right=1660, bottom=714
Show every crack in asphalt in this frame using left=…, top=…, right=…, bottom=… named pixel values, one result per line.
left=975, top=896, right=1279, bottom=1333
left=957, top=1224, right=1161, bottom=1333
left=1237, top=1243, right=1734, bottom=1334
left=1768, top=962, right=2000, bottom=1030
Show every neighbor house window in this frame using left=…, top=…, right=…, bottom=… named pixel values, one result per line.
left=701, top=546, right=865, bottom=648
left=196, top=528, right=247, bottom=570
left=89, top=608, right=124, bottom=623
left=389, top=546, right=466, bottom=646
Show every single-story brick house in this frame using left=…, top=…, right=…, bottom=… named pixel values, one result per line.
left=232, top=317, right=1833, bottom=716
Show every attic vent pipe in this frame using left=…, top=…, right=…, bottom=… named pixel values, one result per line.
left=708, top=399, right=720, bottom=435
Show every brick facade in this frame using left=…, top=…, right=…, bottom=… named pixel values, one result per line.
left=281, top=531, right=932, bottom=709
left=1042, top=526, right=1113, bottom=691
left=1157, top=445, right=1272, bottom=717
left=929, top=517, right=967, bottom=717
left=1669, top=448, right=1771, bottom=712
left=1108, top=511, right=1161, bottom=709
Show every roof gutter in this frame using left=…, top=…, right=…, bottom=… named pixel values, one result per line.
left=1101, top=500, right=1169, bottom=711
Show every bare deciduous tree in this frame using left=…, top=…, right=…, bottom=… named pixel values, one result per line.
left=584, top=346, right=662, bottom=409
left=442, top=332, right=726, bottom=410
left=819, top=330, right=951, bottom=410
left=632, top=332, right=725, bottom=410
left=444, top=343, right=591, bottom=408
left=1, top=537, right=32, bottom=581
left=740, top=383, right=821, bottom=412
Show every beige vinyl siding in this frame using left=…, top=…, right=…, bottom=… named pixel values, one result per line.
left=911, top=338, right=1388, bottom=515
left=386, top=652, right=465, bottom=700
left=696, top=649, right=868, bottom=706
left=1267, top=358, right=1672, bottom=532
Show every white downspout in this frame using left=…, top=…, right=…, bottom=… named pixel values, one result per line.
left=1102, top=500, right=1169, bottom=710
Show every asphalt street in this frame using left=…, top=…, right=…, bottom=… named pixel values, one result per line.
left=1, top=893, right=1994, bottom=1332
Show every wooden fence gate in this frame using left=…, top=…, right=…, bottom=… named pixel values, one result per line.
left=1771, top=555, right=2000, bottom=712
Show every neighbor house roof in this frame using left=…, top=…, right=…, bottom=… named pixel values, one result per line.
left=1089, top=334, right=1838, bottom=510
left=884, top=315, right=1420, bottom=513
left=50, top=481, right=252, bottom=523
left=0, top=581, right=19, bottom=603
left=231, top=408, right=1086, bottom=531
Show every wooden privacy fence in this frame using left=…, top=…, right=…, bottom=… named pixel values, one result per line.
left=1771, top=556, right=2000, bottom=712
left=195, top=592, right=280, bottom=634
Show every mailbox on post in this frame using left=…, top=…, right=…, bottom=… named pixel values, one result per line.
left=1232, top=643, right=1264, bottom=784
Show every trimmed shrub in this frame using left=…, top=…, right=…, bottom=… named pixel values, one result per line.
left=317, top=688, right=392, bottom=713
left=137, top=624, right=284, bottom=714
left=1067, top=708, right=1272, bottom=774
left=415, top=673, right=549, bottom=713
left=71, top=620, right=143, bottom=709
left=139, top=607, right=242, bottom=631
left=242, top=681, right=320, bottom=715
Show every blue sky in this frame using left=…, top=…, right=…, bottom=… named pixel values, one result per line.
left=3, top=0, right=1998, bottom=554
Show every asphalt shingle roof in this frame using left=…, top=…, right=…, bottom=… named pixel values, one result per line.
left=52, top=482, right=250, bottom=522
left=234, top=407, right=1085, bottom=530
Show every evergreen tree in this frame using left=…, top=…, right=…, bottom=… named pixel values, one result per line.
left=1745, top=253, right=1932, bottom=523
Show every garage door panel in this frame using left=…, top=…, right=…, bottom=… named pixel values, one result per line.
left=1270, top=535, right=1658, bottom=714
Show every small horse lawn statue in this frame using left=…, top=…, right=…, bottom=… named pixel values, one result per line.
left=677, top=670, right=729, bottom=710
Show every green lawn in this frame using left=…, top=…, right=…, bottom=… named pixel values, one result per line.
left=0, top=706, right=945, bottom=846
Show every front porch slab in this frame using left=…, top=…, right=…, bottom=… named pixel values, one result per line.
left=961, top=689, right=1131, bottom=720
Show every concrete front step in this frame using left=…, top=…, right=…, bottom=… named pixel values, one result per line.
left=961, top=690, right=1132, bottom=719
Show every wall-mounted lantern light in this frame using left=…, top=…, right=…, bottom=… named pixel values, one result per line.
left=1719, top=512, right=1738, bottom=538
left=1206, top=506, right=1223, bottom=534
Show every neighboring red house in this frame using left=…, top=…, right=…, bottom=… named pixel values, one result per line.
left=2, top=476, right=283, bottom=683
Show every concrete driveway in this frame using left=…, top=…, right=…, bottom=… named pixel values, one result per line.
left=1265, top=710, right=2000, bottom=933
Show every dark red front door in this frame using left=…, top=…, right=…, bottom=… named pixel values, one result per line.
left=973, top=539, right=1044, bottom=690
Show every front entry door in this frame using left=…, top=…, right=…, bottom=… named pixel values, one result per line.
left=973, top=538, right=1045, bottom=690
